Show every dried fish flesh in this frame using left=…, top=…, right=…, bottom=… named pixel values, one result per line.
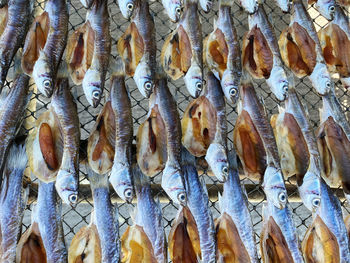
left=302, top=179, right=350, bottom=262
left=16, top=181, right=67, bottom=263
left=182, top=72, right=229, bottom=182
left=169, top=150, right=216, bottom=263
left=22, top=0, right=68, bottom=97
left=204, top=0, right=241, bottom=104
left=279, top=0, right=332, bottom=95
left=161, top=0, right=204, bottom=98
left=0, top=0, right=30, bottom=89
left=67, top=0, right=111, bottom=107
left=318, top=5, right=350, bottom=88
left=68, top=168, right=119, bottom=263
left=121, top=165, right=166, bottom=263
left=316, top=90, right=350, bottom=205
left=161, top=0, right=182, bottom=23
left=271, top=87, right=322, bottom=212
left=0, top=144, right=28, bottom=262
left=216, top=150, right=259, bottom=262
left=242, top=4, right=289, bottom=101
left=117, top=0, right=156, bottom=98
left=137, top=76, right=187, bottom=205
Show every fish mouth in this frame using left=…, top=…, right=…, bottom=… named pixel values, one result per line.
left=44, top=87, right=53, bottom=98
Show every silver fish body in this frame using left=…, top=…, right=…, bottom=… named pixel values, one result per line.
left=109, top=72, right=134, bottom=203
left=217, top=152, right=259, bottom=262
left=0, top=0, right=30, bottom=88
left=90, top=170, right=120, bottom=262
left=51, top=78, right=80, bottom=206
left=0, top=144, right=28, bottom=262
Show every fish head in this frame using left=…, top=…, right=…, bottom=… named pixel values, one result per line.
left=314, top=0, right=335, bottom=21
left=263, top=166, right=288, bottom=209
left=221, top=70, right=240, bottom=105
left=309, top=62, right=332, bottom=95
left=82, top=68, right=103, bottom=108
left=55, top=170, right=79, bottom=206
left=162, top=0, right=183, bottom=22
left=118, top=0, right=136, bottom=19
left=275, top=0, right=291, bottom=13
left=299, top=171, right=321, bottom=213
left=33, top=53, right=54, bottom=98
left=134, top=59, right=154, bottom=98
left=266, top=66, right=289, bottom=101
left=161, top=163, right=187, bottom=206
left=199, top=0, right=213, bottom=13
left=205, top=143, right=229, bottom=182
left=110, top=163, right=134, bottom=203
left=184, top=62, right=203, bottom=98
left=240, top=0, right=258, bottom=14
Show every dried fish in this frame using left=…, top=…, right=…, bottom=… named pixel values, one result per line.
left=118, top=0, right=136, bottom=19
left=161, top=0, right=182, bottom=22
left=308, top=0, right=335, bottom=20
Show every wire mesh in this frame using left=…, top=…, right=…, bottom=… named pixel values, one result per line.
left=17, top=0, right=350, bottom=260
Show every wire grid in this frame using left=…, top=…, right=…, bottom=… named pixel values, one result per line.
left=17, top=0, right=350, bottom=259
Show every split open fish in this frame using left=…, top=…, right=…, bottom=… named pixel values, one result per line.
left=67, top=0, right=111, bottom=107
left=161, top=0, right=204, bottom=98
left=182, top=72, right=230, bottom=182
left=22, top=0, right=68, bottom=98
left=242, top=4, right=289, bottom=101
left=204, top=0, right=241, bottom=104
left=279, top=0, right=332, bottom=95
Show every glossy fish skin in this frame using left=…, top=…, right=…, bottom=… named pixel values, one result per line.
left=109, top=71, right=134, bottom=203
left=216, top=151, right=259, bottom=263
left=156, top=76, right=187, bottom=206
left=244, top=4, right=289, bottom=101
left=302, top=179, right=350, bottom=263
left=204, top=73, right=229, bottom=182
left=121, top=165, right=166, bottom=263
left=17, top=181, right=67, bottom=263
left=308, top=0, right=335, bottom=21
left=0, top=72, right=30, bottom=185
left=161, top=0, right=182, bottom=23
left=318, top=5, right=350, bottom=88
left=204, top=0, right=241, bottom=104
left=90, top=169, right=120, bottom=262
left=161, top=0, right=204, bottom=98
left=317, top=90, right=350, bottom=204
left=51, top=78, right=80, bottom=206
left=118, top=0, right=156, bottom=98
left=182, top=154, right=216, bottom=263
left=0, top=144, right=28, bottom=262
left=0, top=0, right=30, bottom=89
left=279, top=0, right=332, bottom=95
left=23, top=0, right=68, bottom=98
left=83, top=0, right=111, bottom=107
left=118, top=0, right=136, bottom=19
left=272, top=88, right=322, bottom=213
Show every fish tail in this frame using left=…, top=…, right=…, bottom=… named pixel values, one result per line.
left=110, top=56, right=125, bottom=77
left=181, top=146, right=196, bottom=166
left=132, top=164, right=150, bottom=192
left=86, top=165, right=109, bottom=189
left=57, top=61, right=69, bottom=79
left=220, top=0, right=234, bottom=6
left=5, top=144, right=28, bottom=173
left=14, top=49, right=24, bottom=75
left=240, top=69, right=253, bottom=85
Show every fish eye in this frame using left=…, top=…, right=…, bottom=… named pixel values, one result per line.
left=278, top=192, right=286, bottom=203
left=127, top=3, right=133, bottom=11
left=329, top=5, right=335, bottom=12
left=69, top=194, right=78, bottom=204
left=312, top=198, right=320, bottom=208
left=144, top=81, right=153, bottom=91
left=222, top=166, right=228, bottom=175
left=43, top=79, right=51, bottom=88
left=196, top=82, right=202, bottom=91
left=177, top=192, right=187, bottom=203
left=283, top=85, right=288, bottom=93
left=175, top=6, right=181, bottom=15
left=124, top=189, right=133, bottom=198
left=92, top=91, right=100, bottom=99
left=229, top=88, right=237, bottom=97
left=326, top=81, right=331, bottom=89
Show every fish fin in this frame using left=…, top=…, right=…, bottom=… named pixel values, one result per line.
left=21, top=11, right=50, bottom=75
left=14, top=49, right=24, bottom=75
left=56, top=60, right=69, bottom=79
left=227, top=149, right=238, bottom=169
left=110, top=56, right=125, bottom=77
left=181, top=146, right=196, bottom=166
left=4, top=144, right=28, bottom=172
left=66, top=21, right=95, bottom=85
left=132, top=163, right=150, bottom=193
left=86, top=164, right=109, bottom=190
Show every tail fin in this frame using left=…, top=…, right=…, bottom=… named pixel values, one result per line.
left=132, top=164, right=150, bottom=192
left=86, top=164, right=109, bottom=190
left=14, top=49, right=24, bottom=75
left=5, top=144, right=28, bottom=173
left=110, top=56, right=125, bottom=77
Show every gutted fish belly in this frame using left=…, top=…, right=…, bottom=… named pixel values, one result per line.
left=121, top=165, right=166, bottom=263
left=0, top=0, right=30, bottom=89
left=216, top=151, right=259, bottom=263
left=22, top=0, right=68, bottom=98
left=0, top=144, right=28, bottom=262
left=117, top=0, right=156, bottom=98
left=16, top=181, right=67, bottom=263
left=67, top=0, right=111, bottom=107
